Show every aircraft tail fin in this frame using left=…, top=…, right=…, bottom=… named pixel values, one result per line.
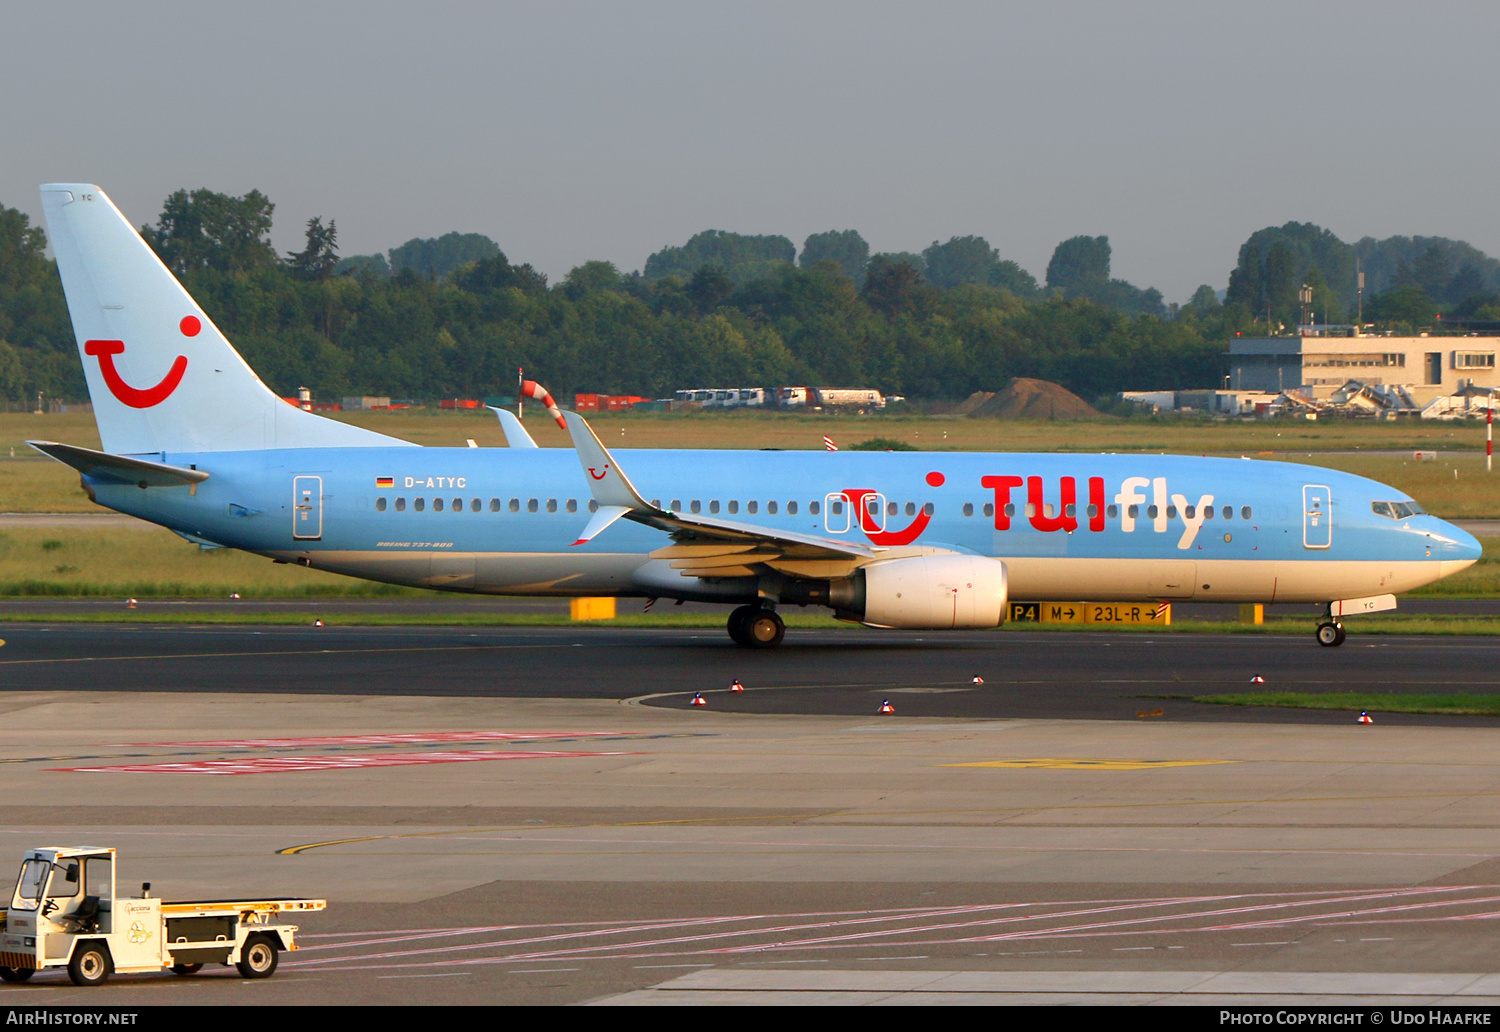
left=39, top=184, right=413, bottom=455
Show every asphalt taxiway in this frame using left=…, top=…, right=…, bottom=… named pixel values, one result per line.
left=1, top=624, right=1499, bottom=1006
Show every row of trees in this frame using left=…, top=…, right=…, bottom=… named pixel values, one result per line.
left=0, top=188, right=1495, bottom=407
left=1225, top=221, right=1500, bottom=329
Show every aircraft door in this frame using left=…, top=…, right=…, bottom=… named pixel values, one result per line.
left=1303, top=485, right=1331, bottom=549
left=293, top=475, right=323, bottom=540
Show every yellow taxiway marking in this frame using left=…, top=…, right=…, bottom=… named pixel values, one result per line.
left=944, top=758, right=1240, bottom=771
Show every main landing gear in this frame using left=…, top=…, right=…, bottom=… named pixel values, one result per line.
left=728, top=604, right=785, bottom=649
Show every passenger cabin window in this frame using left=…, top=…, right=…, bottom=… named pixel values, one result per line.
left=414, top=498, right=425, bottom=512
left=905, top=502, right=916, bottom=516
left=963, top=502, right=974, bottom=517
left=1240, top=506, right=1252, bottom=520
left=768, top=501, right=778, bottom=514
left=434, top=498, right=444, bottom=512
left=830, top=500, right=843, bottom=515
left=490, top=498, right=500, bottom=512
left=527, top=498, right=538, bottom=513
left=546, top=499, right=557, bottom=513
left=566, top=499, right=577, bottom=513
left=1106, top=504, right=1118, bottom=518
left=1222, top=505, right=1232, bottom=520
left=787, top=501, right=798, bottom=515
left=922, top=502, right=934, bottom=516
left=671, top=500, right=682, bottom=511
left=1203, top=506, right=1214, bottom=519
left=728, top=501, right=739, bottom=514
left=509, top=498, right=520, bottom=513
left=395, top=498, right=406, bottom=512
left=690, top=500, right=701, bottom=514
left=747, top=501, right=758, bottom=514
left=588, top=500, right=599, bottom=512
left=809, top=501, right=820, bottom=515
left=452, top=497, right=462, bottom=511
left=376, top=497, right=387, bottom=512
left=709, top=500, right=719, bottom=514
left=983, top=503, right=994, bottom=517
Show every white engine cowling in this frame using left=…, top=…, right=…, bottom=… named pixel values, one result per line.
left=860, top=555, right=1008, bottom=629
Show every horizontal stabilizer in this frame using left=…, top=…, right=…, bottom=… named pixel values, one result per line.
left=28, top=440, right=209, bottom=487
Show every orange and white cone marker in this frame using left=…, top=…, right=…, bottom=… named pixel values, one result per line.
left=879, top=699, right=895, bottom=715
left=1358, top=711, right=1374, bottom=724
left=1250, top=676, right=1265, bottom=683
left=313, top=619, right=324, bottom=628
left=126, top=598, right=138, bottom=609
left=730, top=679, right=745, bottom=693
left=971, top=676, right=985, bottom=684
left=690, top=693, right=707, bottom=707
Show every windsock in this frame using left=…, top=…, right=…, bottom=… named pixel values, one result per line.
left=521, top=380, right=567, bottom=430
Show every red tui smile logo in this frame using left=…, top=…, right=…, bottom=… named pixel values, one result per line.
left=83, top=317, right=195, bottom=408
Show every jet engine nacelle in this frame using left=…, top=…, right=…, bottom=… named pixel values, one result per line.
left=857, top=554, right=1008, bottom=629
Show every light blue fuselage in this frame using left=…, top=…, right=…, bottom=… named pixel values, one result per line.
left=87, top=447, right=1481, bottom=606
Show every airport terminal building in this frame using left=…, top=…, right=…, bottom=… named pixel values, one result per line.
left=1228, top=333, right=1500, bottom=402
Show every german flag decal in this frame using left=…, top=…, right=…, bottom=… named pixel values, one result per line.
left=376, top=477, right=394, bottom=488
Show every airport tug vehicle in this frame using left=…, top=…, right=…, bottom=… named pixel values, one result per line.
left=0, top=847, right=324, bottom=986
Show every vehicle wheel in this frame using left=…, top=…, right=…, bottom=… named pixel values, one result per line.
left=68, top=943, right=111, bottom=986
left=171, top=963, right=204, bottom=975
left=1316, top=621, right=1344, bottom=647
left=745, top=609, right=785, bottom=649
left=0, top=965, right=35, bottom=983
left=236, top=934, right=278, bottom=979
left=727, top=605, right=758, bottom=646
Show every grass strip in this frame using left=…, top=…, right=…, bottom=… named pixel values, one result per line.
left=1183, top=692, right=1500, bottom=717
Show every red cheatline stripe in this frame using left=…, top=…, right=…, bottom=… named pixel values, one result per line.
left=53, top=749, right=633, bottom=775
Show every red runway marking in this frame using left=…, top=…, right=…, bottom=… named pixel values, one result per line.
left=53, top=750, right=633, bottom=775
left=123, top=731, right=627, bottom=748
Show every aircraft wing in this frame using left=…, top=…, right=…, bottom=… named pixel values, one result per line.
left=561, top=411, right=872, bottom=563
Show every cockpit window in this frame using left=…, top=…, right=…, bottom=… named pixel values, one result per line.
left=1373, top=500, right=1425, bottom=519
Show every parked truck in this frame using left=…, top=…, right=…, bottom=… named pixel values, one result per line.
left=0, top=846, right=324, bottom=986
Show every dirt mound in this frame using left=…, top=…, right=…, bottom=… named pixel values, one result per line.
left=967, top=378, right=1101, bottom=420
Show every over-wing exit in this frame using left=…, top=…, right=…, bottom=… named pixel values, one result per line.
left=29, top=185, right=1482, bottom=648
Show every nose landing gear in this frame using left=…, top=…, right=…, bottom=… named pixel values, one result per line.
left=1316, top=620, right=1346, bottom=647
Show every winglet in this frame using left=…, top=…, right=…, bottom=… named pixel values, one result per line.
left=571, top=504, right=632, bottom=546
left=488, top=406, right=538, bottom=449
left=562, top=410, right=662, bottom=513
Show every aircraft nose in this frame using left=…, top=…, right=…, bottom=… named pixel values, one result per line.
left=1437, top=520, right=1484, bottom=564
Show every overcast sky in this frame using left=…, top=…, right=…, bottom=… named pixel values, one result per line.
left=4, top=1, right=1496, bottom=302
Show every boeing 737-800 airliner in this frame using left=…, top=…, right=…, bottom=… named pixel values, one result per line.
left=27, top=184, right=1482, bottom=648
